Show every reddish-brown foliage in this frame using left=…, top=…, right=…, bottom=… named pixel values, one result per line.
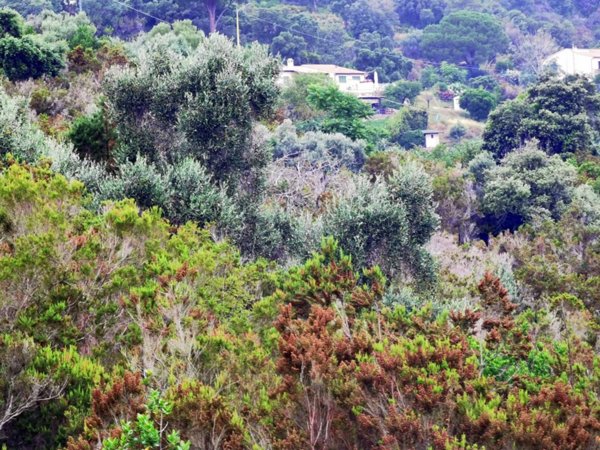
left=66, top=372, right=146, bottom=450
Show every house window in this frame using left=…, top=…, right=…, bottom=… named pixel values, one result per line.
left=352, top=75, right=361, bottom=81
left=338, top=75, right=347, bottom=83
left=597, top=60, right=600, bottom=70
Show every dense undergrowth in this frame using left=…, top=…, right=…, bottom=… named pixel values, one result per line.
left=0, top=159, right=598, bottom=449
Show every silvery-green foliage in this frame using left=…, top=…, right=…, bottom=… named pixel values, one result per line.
left=104, top=32, right=279, bottom=185
left=323, top=167, right=438, bottom=282
left=482, top=141, right=577, bottom=223
left=273, top=120, right=366, bottom=172
left=44, top=138, right=106, bottom=191
left=237, top=204, right=306, bottom=261
left=129, top=20, right=203, bottom=57
left=99, top=157, right=168, bottom=210
left=382, top=286, right=423, bottom=310
left=495, top=262, right=520, bottom=303
left=383, top=287, right=474, bottom=316
left=323, top=175, right=404, bottom=272
left=569, top=184, right=600, bottom=228
left=28, top=10, right=95, bottom=51
left=322, top=176, right=425, bottom=282
left=164, top=158, right=240, bottom=228
left=468, top=150, right=496, bottom=184
left=387, top=161, right=439, bottom=246
left=0, top=88, right=47, bottom=161
left=0, top=87, right=106, bottom=191
left=227, top=124, right=272, bottom=205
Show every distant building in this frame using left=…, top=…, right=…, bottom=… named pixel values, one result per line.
left=453, top=96, right=462, bottom=112
left=544, top=48, right=600, bottom=77
left=278, top=59, right=384, bottom=111
left=423, top=130, right=440, bottom=149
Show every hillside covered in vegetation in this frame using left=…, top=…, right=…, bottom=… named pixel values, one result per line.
left=0, top=2, right=599, bottom=449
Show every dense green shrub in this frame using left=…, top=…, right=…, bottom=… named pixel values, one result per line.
left=420, top=65, right=439, bottom=88
left=483, top=76, right=600, bottom=159
left=0, top=7, right=23, bottom=38
left=480, top=141, right=577, bottom=230
left=164, top=158, right=239, bottom=227
left=449, top=123, right=467, bottom=140
left=104, top=33, right=279, bottom=185
left=307, top=84, right=374, bottom=141
left=68, top=23, right=98, bottom=50
left=272, top=121, right=367, bottom=172
left=384, top=80, right=423, bottom=105
left=469, top=75, right=501, bottom=94
left=0, top=35, right=63, bottom=80
left=279, top=73, right=333, bottom=122
left=387, top=107, right=428, bottom=148
left=99, top=157, right=168, bottom=210
left=67, top=108, right=114, bottom=162
left=460, top=88, right=497, bottom=121
left=353, top=31, right=413, bottom=82
left=439, top=61, right=468, bottom=84
left=324, top=165, right=438, bottom=282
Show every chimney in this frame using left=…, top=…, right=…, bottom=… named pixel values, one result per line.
left=287, top=58, right=294, bottom=67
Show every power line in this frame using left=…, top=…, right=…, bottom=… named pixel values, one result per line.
left=101, top=2, right=486, bottom=74
left=110, top=0, right=169, bottom=23
left=241, top=9, right=341, bottom=46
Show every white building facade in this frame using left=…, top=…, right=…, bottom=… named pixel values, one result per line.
left=544, top=48, right=600, bottom=77
left=278, top=59, right=382, bottom=97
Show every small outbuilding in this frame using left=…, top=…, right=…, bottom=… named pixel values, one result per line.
left=453, top=96, right=462, bottom=111
left=423, top=130, right=440, bottom=149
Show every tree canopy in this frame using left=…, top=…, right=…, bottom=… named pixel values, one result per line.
left=420, top=11, right=509, bottom=66
left=307, top=84, right=374, bottom=140
left=483, top=76, right=600, bottom=159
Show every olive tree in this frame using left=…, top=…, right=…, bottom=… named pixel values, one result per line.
left=324, top=162, right=438, bottom=283
left=481, top=141, right=578, bottom=230
left=104, top=32, right=280, bottom=186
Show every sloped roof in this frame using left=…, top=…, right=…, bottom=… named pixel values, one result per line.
left=282, top=64, right=366, bottom=76
left=547, top=48, right=600, bottom=60
left=572, top=48, right=600, bottom=57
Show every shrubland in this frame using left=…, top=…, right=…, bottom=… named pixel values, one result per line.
left=0, top=5, right=599, bottom=450
left=0, top=161, right=598, bottom=449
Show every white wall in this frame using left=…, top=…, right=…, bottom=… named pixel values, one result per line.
left=425, top=133, right=440, bottom=149
left=548, top=50, right=600, bottom=76
left=337, top=74, right=366, bottom=92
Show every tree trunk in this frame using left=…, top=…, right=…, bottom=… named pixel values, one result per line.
left=206, top=0, right=217, bottom=34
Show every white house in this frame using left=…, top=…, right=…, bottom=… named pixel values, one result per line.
left=278, top=59, right=384, bottom=109
left=544, top=48, right=600, bottom=77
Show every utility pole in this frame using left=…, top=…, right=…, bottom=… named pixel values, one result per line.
left=236, top=4, right=241, bottom=47
left=79, top=0, right=83, bottom=13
